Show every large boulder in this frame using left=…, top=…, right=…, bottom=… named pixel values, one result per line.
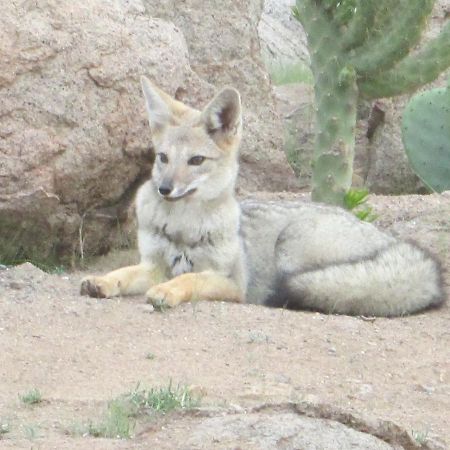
left=0, top=0, right=192, bottom=263
left=258, top=0, right=309, bottom=67
left=0, top=0, right=297, bottom=264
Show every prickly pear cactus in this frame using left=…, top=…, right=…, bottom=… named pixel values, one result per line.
left=402, top=84, right=450, bottom=193
left=293, top=0, right=450, bottom=205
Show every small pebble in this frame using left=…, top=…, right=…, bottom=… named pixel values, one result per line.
left=138, top=304, right=155, bottom=314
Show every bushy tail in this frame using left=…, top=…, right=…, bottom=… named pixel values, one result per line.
left=266, top=242, right=445, bottom=317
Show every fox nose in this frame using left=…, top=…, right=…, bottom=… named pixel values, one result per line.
left=158, top=185, right=173, bottom=196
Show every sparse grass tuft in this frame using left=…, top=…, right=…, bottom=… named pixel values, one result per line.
left=0, top=422, right=10, bottom=436
left=0, top=225, right=66, bottom=274
left=411, top=428, right=429, bottom=446
left=72, top=398, right=137, bottom=439
left=145, top=352, right=156, bottom=360
left=127, top=381, right=200, bottom=414
left=344, top=188, right=378, bottom=222
left=151, top=300, right=170, bottom=313
left=247, top=330, right=270, bottom=344
left=23, top=424, right=40, bottom=440
left=0, top=255, right=65, bottom=274
left=344, top=188, right=370, bottom=210
left=84, top=399, right=136, bottom=439
left=20, top=389, right=42, bottom=406
left=269, top=61, right=314, bottom=86
left=73, top=382, right=199, bottom=439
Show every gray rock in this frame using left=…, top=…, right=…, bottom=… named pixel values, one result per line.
left=141, top=409, right=399, bottom=450
left=186, top=413, right=395, bottom=450
left=0, top=0, right=192, bottom=262
left=0, top=0, right=299, bottom=263
left=273, top=83, right=315, bottom=189
left=365, top=99, right=421, bottom=194
left=258, top=0, right=309, bottom=67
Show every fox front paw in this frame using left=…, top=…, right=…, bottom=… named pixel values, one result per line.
left=146, top=283, right=188, bottom=309
left=80, top=276, right=120, bottom=298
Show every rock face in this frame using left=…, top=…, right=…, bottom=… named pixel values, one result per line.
left=1, top=0, right=191, bottom=262
left=0, top=0, right=296, bottom=263
left=258, top=0, right=309, bottom=67
left=165, top=411, right=395, bottom=450
left=365, top=98, right=422, bottom=194
left=273, top=84, right=315, bottom=190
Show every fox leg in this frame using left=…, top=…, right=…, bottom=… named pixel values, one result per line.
left=146, top=271, right=244, bottom=308
left=80, top=264, right=165, bottom=298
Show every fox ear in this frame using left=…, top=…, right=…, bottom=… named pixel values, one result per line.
left=140, top=76, right=194, bottom=138
left=141, top=76, right=170, bottom=136
left=201, top=88, right=242, bottom=151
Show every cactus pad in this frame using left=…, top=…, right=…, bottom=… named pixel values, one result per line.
left=294, top=0, right=450, bottom=204
left=402, top=86, right=450, bottom=192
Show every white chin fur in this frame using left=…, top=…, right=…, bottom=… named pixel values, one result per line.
left=162, top=188, right=197, bottom=201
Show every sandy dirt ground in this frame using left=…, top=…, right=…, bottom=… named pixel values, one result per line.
left=0, top=193, right=449, bottom=449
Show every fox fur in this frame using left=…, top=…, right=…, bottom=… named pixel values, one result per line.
left=80, top=77, right=445, bottom=317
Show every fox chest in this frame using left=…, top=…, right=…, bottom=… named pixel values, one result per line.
left=149, top=224, right=217, bottom=277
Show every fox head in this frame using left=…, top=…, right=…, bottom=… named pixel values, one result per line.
left=141, top=76, right=242, bottom=202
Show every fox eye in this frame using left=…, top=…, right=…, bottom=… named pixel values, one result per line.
left=188, top=155, right=205, bottom=166
left=158, top=153, right=168, bottom=164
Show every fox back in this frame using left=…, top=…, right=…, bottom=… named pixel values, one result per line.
left=135, top=78, right=444, bottom=316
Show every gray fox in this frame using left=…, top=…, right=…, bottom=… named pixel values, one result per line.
left=80, top=77, right=444, bottom=316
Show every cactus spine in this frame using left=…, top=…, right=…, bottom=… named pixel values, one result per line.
left=294, top=0, right=450, bottom=206
left=401, top=79, right=450, bottom=193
